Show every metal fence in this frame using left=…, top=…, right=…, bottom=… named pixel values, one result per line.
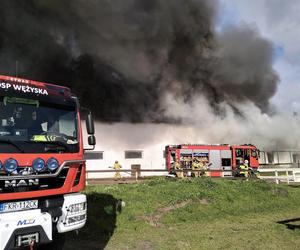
left=86, top=168, right=234, bottom=182
left=258, top=168, right=300, bottom=184
left=86, top=167, right=300, bottom=184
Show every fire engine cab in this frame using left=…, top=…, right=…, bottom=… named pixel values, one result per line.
left=165, top=144, right=259, bottom=177
left=0, top=75, right=95, bottom=249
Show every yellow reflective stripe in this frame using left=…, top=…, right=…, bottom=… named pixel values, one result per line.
left=32, top=135, right=48, bottom=141
left=32, top=135, right=59, bottom=142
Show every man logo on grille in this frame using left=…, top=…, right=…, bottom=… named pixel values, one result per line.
left=5, top=179, right=39, bottom=188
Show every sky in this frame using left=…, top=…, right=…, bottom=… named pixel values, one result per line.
left=217, top=0, right=300, bottom=114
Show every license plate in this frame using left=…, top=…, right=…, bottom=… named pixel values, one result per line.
left=0, top=200, right=38, bottom=213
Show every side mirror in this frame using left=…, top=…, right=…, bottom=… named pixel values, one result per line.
left=86, top=113, right=95, bottom=135
left=88, top=135, right=96, bottom=146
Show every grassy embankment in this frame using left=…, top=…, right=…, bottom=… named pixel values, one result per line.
left=66, top=178, right=300, bottom=250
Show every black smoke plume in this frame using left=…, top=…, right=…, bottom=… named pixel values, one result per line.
left=0, top=0, right=279, bottom=122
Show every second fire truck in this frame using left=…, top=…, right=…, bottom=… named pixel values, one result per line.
left=165, top=144, right=259, bottom=177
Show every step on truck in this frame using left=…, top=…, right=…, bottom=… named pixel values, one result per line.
left=0, top=75, right=96, bottom=249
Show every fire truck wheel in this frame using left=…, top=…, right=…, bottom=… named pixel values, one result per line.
left=41, top=233, right=65, bottom=250
left=232, top=169, right=239, bottom=177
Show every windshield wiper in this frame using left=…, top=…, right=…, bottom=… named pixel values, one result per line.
left=0, top=139, right=25, bottom=153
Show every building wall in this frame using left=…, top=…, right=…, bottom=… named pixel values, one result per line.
left=83, top=122, right=300, bottom=178
left=85, top=145, right=167, bottom=179
left=259, top=150, right=300, bottom=166
left=82, top=122, right=196, bottom=179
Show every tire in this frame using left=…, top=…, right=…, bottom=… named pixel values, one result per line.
left=232, top=169, right=239, bottom=177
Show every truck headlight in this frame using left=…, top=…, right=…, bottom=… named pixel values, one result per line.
left=65, top=202, right=87, bottom=226
left=57, top=194, right=87, bottom=232
left=68, top=214, right=86, bottom=225
left=4, top=158, right=18, bottom=173
left=32, top=158, right=45, bottom=172
left=67, top=202, right=86, bottom=214
left=46, top=158, right=59, bottom=171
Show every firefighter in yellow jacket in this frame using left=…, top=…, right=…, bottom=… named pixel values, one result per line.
left=192, top=159, right=200, bottom=177
left=199, top=161, right=207, bottom=177
left=113, top=160, right=122, bottom=180
left=174, top=159, right=184, bottom=178
left=239, top=160, right=249, bottom=181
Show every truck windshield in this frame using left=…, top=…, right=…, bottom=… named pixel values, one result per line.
left=0, top=96, right=79, bottom=153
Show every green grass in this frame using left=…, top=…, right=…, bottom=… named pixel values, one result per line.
left=65, top=178, right=300, bottom=250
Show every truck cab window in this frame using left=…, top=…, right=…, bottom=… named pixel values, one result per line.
left=0, top=96, right=78, bottom=152
left=235, top=149, right=242, bottom=157
left=251, top=149, right=258, bottom=158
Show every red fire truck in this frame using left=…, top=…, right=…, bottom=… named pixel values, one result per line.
left=0, top=75, right=95, bottom=249
left=165, top=144, right=259, bottom=177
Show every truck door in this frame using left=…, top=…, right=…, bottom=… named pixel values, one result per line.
left=234, top=148, right=244, bottom=167
left=249, top=148, right=259, bottom=168
left=165, top=147, right=174, bottom=170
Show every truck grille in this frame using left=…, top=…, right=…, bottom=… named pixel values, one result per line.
left=0, top=168, right=69, bottom=193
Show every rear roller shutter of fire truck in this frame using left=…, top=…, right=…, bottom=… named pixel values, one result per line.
left=208, top=150, right=222, bottom=177
left=221, top=150, right=232, bottom=177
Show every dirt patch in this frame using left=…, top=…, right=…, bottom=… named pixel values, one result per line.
left=158, top=200, right=191, bottom=213
left=141, top=214, right=163, bottom=227
left=134, top=240, right=154, bottom=250
left=139, top=200, right=191, bottom=227
left=199, top=198, right=210, bottom=205
left=140, top=198, right=211, bottom=227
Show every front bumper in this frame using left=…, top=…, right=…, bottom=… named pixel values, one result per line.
left=0, top=193, right=87, bottom=249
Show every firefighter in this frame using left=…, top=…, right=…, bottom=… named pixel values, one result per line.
left=239, top=160, right=249, bottom=180
left=199, top=161, right=207, bottom=177
left=174, top=159, right=184, bottom=178
left=192, top=159, right=200, bottom=177
left=113, top=160, right=122, bottom=180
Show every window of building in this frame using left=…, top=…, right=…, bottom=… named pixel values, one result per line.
left=84, top=151, right=104, bottom=160
left=293, top=154, right=300, bottom=163
left=125, top=150, right=143, bottom=159
left=267, top=152, right=274, bottom=164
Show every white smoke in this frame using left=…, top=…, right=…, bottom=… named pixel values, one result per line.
left=91, top=94, right=300, bottom=151
left=162, top=93, right=300, bottom=150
